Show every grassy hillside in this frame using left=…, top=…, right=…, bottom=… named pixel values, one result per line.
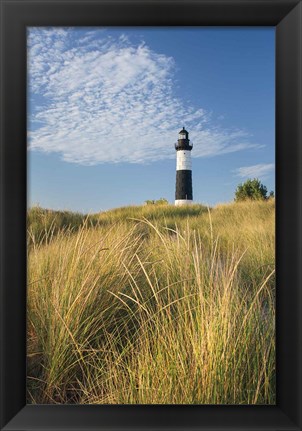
left=27, top=200, right=275, bottom=404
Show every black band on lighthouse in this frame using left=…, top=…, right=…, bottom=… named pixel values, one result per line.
left=175, top=170, right=193, bottom=200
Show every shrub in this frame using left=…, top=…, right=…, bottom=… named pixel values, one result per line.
left=235, top=178, right=268, bottom=201
left=145, top=198, right=169, bottom=205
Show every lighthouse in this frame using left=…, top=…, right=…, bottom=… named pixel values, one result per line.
left=175, top=127, right=193, bottom=206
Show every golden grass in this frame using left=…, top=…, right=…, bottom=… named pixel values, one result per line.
left=27, top=200, right=275, bottom=404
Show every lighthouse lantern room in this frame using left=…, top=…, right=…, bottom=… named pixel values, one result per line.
left=175, top=127, right=193, bottom=206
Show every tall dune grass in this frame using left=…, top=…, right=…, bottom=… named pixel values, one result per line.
left=27, top=200, right=275, bottom=404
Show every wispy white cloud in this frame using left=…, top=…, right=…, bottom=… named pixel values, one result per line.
left=28, top=28, right=259, bottom=165
left=234, top=163, right=275, bottom=179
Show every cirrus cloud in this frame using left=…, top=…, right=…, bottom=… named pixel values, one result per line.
left=234, top=163, right=275, bottom=179
left=28, top=28, right=260, bottom=165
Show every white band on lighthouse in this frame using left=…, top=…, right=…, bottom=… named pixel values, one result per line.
left=176, top=150, right=192, bottom=171
left=175, top=199, right=193, bottom=206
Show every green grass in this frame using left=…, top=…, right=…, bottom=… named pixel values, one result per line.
left=27, top=200, right=275, bottom=404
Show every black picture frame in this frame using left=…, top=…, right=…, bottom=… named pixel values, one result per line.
left=1, top=0, right=301, bottom=430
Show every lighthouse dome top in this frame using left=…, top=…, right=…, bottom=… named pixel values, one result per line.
left=179, top=127, right=188, bottom=135
left=175, top=127, right=193, bottom=151
left=178, top=127, right=189, bottom=141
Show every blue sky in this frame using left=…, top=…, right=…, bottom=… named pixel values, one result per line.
left=27, top=27, right=275, bottom=213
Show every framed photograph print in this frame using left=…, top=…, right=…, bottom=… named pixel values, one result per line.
left=0, top=0, right=301, bottom=430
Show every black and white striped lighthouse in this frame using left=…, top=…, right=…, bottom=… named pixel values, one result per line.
left=175, top=127, right=193, bottom=206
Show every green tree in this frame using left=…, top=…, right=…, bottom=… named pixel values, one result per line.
left=235, top=178, right=268, bottom=201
